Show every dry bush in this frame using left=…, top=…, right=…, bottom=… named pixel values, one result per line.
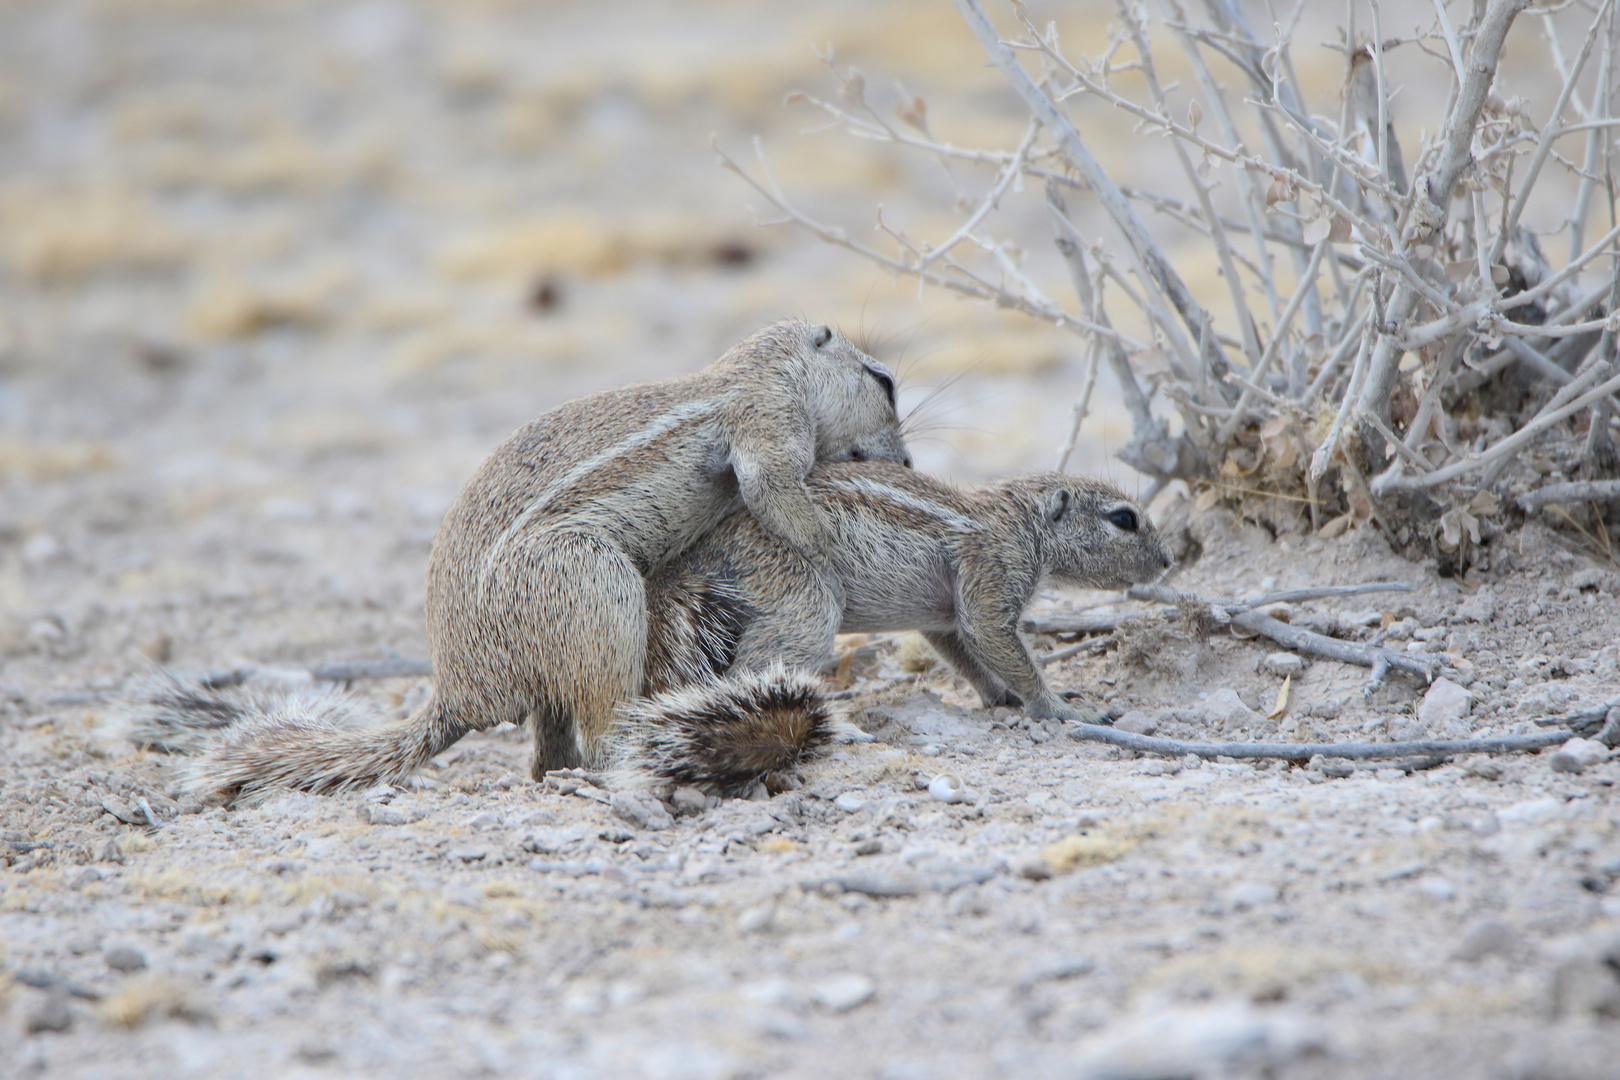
left=721, top=0, right=1620, bottom=571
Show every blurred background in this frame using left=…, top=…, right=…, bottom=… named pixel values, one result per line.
left=0, top=0, right=1584, bottom=655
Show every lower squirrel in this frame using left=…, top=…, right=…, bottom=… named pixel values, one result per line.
left=114, top=320, right=908, bottom=801
left=610, top=460, right=1172, bottom=792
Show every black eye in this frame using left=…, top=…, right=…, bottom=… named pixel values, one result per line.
left=849, top=447, right=868, bottom=462
left=1107, top=507, right=1139, bottom=533
left=812, top=325, right=833, bottom=348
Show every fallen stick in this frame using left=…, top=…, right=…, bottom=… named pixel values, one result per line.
left=1022, top=610, right=1125, bottom=635
left=1517, top=479, right=1620, bottom=511
left=1039, top=637, right=1114, bottom=666
left=1022, top=580, right=1413, bottom=635
left=1125, top=580, right=1414, bottom=615
left=1228, top=609, right=1440, bottom=684
left=1065, top=723, right=1573, bottom=761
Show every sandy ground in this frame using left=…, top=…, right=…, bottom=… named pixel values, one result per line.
left=4, top=2, right=1620, bottom=1078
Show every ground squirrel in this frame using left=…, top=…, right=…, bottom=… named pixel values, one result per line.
left=613, top=462, right=1172, bottom=791
left=120, top=320, right=908, bottom=801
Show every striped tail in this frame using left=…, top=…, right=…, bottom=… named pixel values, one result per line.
left=607, top=665, right=835, bottom=797
left=114, top=673, right=467, bottom=804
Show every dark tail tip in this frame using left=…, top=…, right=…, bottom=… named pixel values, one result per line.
left=618, top=667, right=833, bottom=797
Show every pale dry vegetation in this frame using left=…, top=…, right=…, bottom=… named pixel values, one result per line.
left=725, top=0, right=1620, bottom=572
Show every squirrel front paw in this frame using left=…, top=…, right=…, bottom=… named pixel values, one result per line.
left=1028, top=694, right=1111, bottom=725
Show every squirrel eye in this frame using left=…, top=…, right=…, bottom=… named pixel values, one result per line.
left=1107, top=507, right=1139, bottom=533
left=811, top=325, right=833, bottom=348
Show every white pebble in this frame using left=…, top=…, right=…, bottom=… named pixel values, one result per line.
left=810, top=973, right=876, bottom=1013
left=928, top=774, right=968, bottom=804
left=1549, top=737, right=1610, bottom=775
left=1114, top=711, right=1158, bottom=736
left=833, top=791, right=868, bottom=813
left=1418, top=877, right=1456, bottom=901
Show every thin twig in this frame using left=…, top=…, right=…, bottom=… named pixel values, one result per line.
left=1518, top=479, right=1620, bottom=509
left=1065, top=723, right=1575, bottom=761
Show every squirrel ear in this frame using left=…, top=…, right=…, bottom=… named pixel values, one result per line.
left=1045, top=489, right=1072, bottom=523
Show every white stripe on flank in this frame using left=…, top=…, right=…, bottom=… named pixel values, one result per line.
left=831, top=476, right=979, bottom=532
left=479, top=397, right=722, bottom=591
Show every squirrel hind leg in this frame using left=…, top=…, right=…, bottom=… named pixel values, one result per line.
left=483, top=532, right=648, bottom=779
left=610, top=666, right=834, bottom=798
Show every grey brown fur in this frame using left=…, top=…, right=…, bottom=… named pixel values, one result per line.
left=606, top=462, right=1169, bottom=791
left=122, top=461, right=1167, bottom=801
left=122, top=320, right=907, bottom=802
left=644, top=461, right=1172, bottom=721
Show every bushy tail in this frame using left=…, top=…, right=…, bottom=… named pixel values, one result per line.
left=114, top=672, right=466, bottom=804
left=607, top=665, right=837, bottom=797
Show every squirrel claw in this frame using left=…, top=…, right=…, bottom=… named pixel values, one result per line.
left=827, top=716, right=876, bottom=743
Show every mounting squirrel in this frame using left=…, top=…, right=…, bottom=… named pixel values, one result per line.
left=615, top=461, right=1173, bottom=792
left=120, top=320, right=909, bottom=800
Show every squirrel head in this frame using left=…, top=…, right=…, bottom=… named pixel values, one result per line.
left=720, top=320, right=910, bottom=468
left=1015, top=473, right=1173, bottom=591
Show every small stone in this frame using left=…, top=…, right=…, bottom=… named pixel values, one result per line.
left=1113, top=711, right=1157, bottom=736
left=465, top=811, right=500, bottom=831
left=25, top=991, right=73, bottom=1034
left=1258, top=652, right=1305, bottom=678
left=1418, top=877, right=1456, bottom=901
left=1549, top=737, right=1609, bottom=775
left=1227, top=882, right=1277, bottom=911
left=1497, top=797, right=1564, bottom=827
left=100, top=796, right=143, bottom=826
left=833, top=792, right=868, bottom=813
left=928, top=774, right=968, bottom=804
left=737, top=905, right=775, bottom=933
left=810, top=973, right=876, bottom=1013
left=1453, top=918, right=1517, bottom=962
left=1305, top=696, right=1345, bottom=720
left=1017, top=954, right=1094, bottom=988
left=1570, top=567, right=1616, bottom=594
left=1203, top=689, right=1259, bottom=733
left=1309, top=754, right=1353, bottom=779
left=360, top=802, right=426, bottom=826
left=1388, top=716, right=1429, bottom=742
left=1418, top=678, right=1472, bottom=734
left=670, top=786, right=710, bottom=816
left=1014, top=854, right=1052, bottom=881
left=104, top=944, right=147, bottom=973
left=609, top=791, right=674, bottom=831
left=524, top=826, right=587, bottom=853
left=853, top=839, right=882, bottom=856
left=1455, top=589, right=1495, bottom=622
left=1549, top=931, right=1620, bottom=1017
left=1461, top=757, right=1502, bottom=781
left=1069, top=1003, right=1324, bottom=1078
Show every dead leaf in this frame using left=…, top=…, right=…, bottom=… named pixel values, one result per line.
left=1268, top=675, right=1291, bottom=720
left=1301, top=215, right=1331, bottom=246
left=1195, top=487, right=1220, bottom=512
left=1467, top=490, right=1501, bottom=516
left=1318, top=514, right=1351, bottom=539
left=1265, top=175, right=1296, bottom=206
left=1438, top=506, right=1481, bottom=551
left=1188, top=99, right=1204, bottom=130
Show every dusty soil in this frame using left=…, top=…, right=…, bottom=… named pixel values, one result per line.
left=4, top=2, right=1620, bottom=1078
